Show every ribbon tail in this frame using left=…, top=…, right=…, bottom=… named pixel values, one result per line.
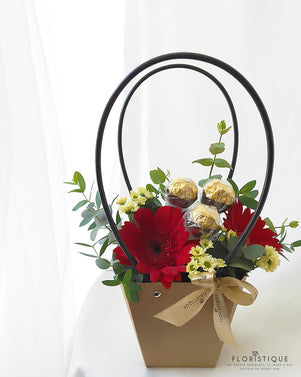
left=213, top=290, right=236, bottom=346
left=154, top=287, right=213, bottom=327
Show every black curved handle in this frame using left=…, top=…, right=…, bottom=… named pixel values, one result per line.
left=95, top=52, right=274, bottom=267
left=117, top=63, right=239, bottom=193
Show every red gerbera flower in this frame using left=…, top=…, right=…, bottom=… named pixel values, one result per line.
left=114, top=206, right=198, bottom=289
left=223, top=200, right=282, bottom=251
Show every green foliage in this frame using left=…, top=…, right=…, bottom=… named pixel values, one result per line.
left=244, top=244, right=266, bottom=260
left=192, top=120, right=232, bottom=178
left=96, top=258, right=110, bottom=270
left=214, top=158, right=232, bottom=169
left=198, top=175, right=222, bottom=187
left=102, top=280, right=122, bottom=286
left=150, top=168, right=167, bottom=184
left=227, top=178, right=239, bottom=196
left=209, top=142, right=225, bottom=155
left=192, top=158, right=214, bottom=166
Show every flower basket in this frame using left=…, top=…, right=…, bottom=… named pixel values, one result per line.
left=122, top=282, right=237, bottom=367
left=65, top=52, right=300, bottom=368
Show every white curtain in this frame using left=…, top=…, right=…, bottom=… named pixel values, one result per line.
left=0, top=1, right=74, bottom=376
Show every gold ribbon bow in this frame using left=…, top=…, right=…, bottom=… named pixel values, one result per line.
left=154, top=272, right=258, bottom=346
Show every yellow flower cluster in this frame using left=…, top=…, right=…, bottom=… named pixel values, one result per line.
left=219, top=226, right=237, bottom=242
left=186, top=238, right=226, bottom=278
left=117, top=187, right=154, bottom=214
left=256, top=245, right=280, bottom=272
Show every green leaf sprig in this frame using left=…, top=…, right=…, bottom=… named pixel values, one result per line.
left=192, top=120, right=232, bottom=180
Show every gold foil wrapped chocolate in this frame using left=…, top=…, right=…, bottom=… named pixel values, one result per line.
left=202, top=179, right=235, bottom=212
left=166, top=178, right=198, bottom=209
left=185, top=203, right=220, bottom=235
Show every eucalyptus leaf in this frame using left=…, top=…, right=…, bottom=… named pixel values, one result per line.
left=217, top=120, right=226, bottom=134
left=220, top=126, right=232, bottom=135
left=95, top=190, right=101, bottom=208
left=90, top=226, right=100, bottom=241
left=95, top=258, right=110, bottom=269
left=102, top=280, right=122, bottom=286
left=198, top=178, right=209, bottom=187
left=244, top=244, right=266, bottom=260
left=192, top=158, right=214, bottom=166
left=68, top=188, right=82, bottom=194
left=73, top=171, right=79, bottom=184
left=153, top=197, right=162, bottom=207
left=81, top=209, right=94, bottom=219
left=146, top=184, right=159, bottom=194
left=209, top=142, right=225, bottom=155
left=159, top=183, right=166, bottom=193
left=214, top=158, right=232, bottom=169
left=150, top=169, right=166, bottom=184
left=88, top=221, right=96, bottom=230
left=75, top=242, right=93, bottom=247
left=79, top=217, right=93, bottom=227
left=72, top=200, right=88, bottom=211
left=76, top=171, right=86, bottom=192
left=79, top=252, right=97, bottom=258
left=228, top=236, right=240, bottom=252
left=229, top=257, right=255, bottom=271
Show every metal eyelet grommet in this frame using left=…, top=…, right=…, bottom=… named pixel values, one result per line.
left=153, top=291, right=161, bottom=298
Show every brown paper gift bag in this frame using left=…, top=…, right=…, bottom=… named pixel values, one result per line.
left=122, top=282, right=237, bottom=368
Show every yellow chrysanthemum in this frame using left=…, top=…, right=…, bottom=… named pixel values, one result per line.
left=189, top=245, right=205, bottom=257
left=138, top=187, right=154, bottom=199
left=119, top=200, right=139, bottom=214
left=130, top=190, right=138, bottom=199
left=256, top=245, right=280, bottom=272
left=198, top=254, right=217, bottom=273
left=216, top=258, right=227, bottom=268
left=186, top=259, right=199, bottom=277
left=136, top=196, right=147, bottom=206
left=227, top=230, right=237, bottom=240
left=116, top=197, right=127, bottom=205
left=221, top=226, right=227, bottom=232
left=200, top=238, right=213, bottom=250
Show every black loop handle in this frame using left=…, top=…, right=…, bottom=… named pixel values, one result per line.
left=117, top=63, right=239, bottom=193
left=95, top=52, right=274, bottom=267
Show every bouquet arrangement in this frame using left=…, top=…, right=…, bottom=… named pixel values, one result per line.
left=65, top=121, right=300, bottom=305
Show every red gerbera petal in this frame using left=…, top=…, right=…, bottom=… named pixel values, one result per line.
left=113, top=206, right=193, bottom=288
left=223, top=200, right=283, bottom=252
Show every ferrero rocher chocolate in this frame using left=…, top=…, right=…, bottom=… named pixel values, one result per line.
left=166, top=178, right=198, bottom=209
left=184, top=203, right=220, bottom=235
left=202, top=179, right=235, bottom=213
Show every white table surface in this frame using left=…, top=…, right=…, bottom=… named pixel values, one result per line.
left=66, top=270, right=301, bottom=377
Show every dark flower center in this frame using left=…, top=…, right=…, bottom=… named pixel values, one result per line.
left=150, top=241, right=163, bottom=255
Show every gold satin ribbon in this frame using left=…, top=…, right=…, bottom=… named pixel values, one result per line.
left=153, top=272, right=258, bottom=346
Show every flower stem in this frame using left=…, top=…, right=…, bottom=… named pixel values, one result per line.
left=209, top=134, right=222, bottom=178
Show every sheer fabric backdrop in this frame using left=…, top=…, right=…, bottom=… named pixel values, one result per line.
left=0, top=0, right=73, bottom=376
